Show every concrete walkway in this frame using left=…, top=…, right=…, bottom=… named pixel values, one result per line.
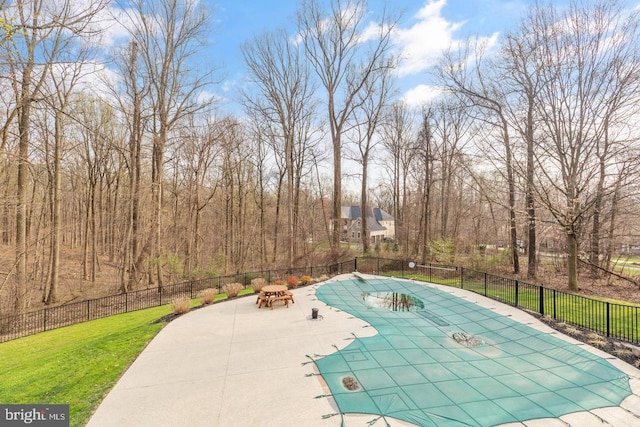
left=87, top=275, right=640, bottom=427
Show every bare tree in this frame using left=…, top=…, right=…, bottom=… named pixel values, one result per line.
left=438, top=38, right=521, bottom=274
left=414, top=109, right=435, bottom=262
left=111, top=41, right=150, bottom=292
left=528, top=0, right=640, bottom=290
left=380, top=102, right=415, bottom=254
left=218, top=119, right=252, bottom=272
left=500, top=28, right=545, bottom=279
left=126, top=0, right=213, bottom=286
left=41, top=58, right=96, bottom=302
left=297, top=0, right=398, bottom=259
left=245, top=114, right=275, bottom=267
left=242, top=28, right=317, bottom=269
left=1, top=0, right=107, bottom=312
left=430, top=100, right=474, bottom=239
left=348, top=60, right=394, bottom=254
left=180, top=118, right=222, bottom=273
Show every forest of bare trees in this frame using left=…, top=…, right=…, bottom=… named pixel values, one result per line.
left=1, top=0, right=640, bottom=315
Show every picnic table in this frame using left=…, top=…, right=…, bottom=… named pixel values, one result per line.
left=256, top=285, right=294, bottom=309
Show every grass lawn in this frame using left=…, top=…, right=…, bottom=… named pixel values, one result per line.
left=0, top=305, right=171, bottom=427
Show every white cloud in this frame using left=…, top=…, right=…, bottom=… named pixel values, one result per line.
left=393, top=0, right=464, bottom=76
left=401, top=84, right=443, bottom=108
left=96, top=6, right=134, bottom=47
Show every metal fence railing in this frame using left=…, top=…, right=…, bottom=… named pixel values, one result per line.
left=0, top=261, right=356, bottom=343
left=1, top=257, right=638, bottom=346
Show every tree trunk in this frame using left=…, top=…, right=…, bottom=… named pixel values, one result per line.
left=525, top=97, right=537, bottom=278
left=46, top=111, right=63, bottom=303
left=15, top=72, right=33, bottom=313
left=567, top=231, right=578, bottom=291
left=502, top=116, right=520, bottom=274
left=286, top=136, right=295, bottom=269
left=590, top=145, right=607, bottom=277
left=361, top=156, right=369, bottom=254
left=331, top=134, right=342, bottom=259
left=152, top=131, right=165, bottom=287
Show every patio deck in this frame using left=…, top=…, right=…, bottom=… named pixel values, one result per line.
left=87, top=274, right=640, bottom=427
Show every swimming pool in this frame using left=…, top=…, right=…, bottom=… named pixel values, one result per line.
left=313, top=276, right=633, bottom=426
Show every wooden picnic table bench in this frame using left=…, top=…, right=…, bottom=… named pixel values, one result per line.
left=256, top=285, right=295, bottom=309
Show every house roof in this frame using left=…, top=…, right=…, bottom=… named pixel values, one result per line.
left=367, top=221, right=387, bottom=232
left=340, top=206, right=394, bottom=222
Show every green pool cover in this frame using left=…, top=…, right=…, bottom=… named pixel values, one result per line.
left=313, top=277, right=632, bottom=426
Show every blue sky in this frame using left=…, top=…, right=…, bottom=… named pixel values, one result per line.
left=205, top=0, right=549, bottom=111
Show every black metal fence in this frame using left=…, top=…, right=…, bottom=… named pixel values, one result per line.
left=0, top=260, right=355, bottom=343
left=1, top=257, right=639, bottom=346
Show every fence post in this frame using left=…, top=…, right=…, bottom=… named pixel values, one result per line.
left=87, top=300, right=90, bottom=321
left=553, top=289, right=557, bottom=318
left=43, top=308, right=48, bottom=332
left=539, top=286, right=544, bottom=316
left=355, top=257, right=358, bottom=272
left=460, top=267, right=464, bottom=289
left=606, top=302, right=610, bottom=337
left=484, top=273, right=487, bottom=296
left=515, top=280, right=519, bottom=307
left=159, top=286, right=162, bottom=306
left=125, top=292, right=128, bottom=312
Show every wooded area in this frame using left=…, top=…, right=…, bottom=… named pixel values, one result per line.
left=1, top=0, right=640, bottom=315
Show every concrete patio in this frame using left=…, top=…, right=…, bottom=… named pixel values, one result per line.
left=87, top=275, right=640, bottom=427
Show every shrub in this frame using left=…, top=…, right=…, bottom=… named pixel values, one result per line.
left=300, top=275, right=312, bottom=285
left=613, top=348, right=634, bottom=359
left=272, top=279, right=284, bottom=287
left=170, top=297, right=192, bottom=315
left=586, top=332, right=608, bottom=349
left=198, top=288, right=218, bottom=305
left=286, top=275, right=299, bottom=289
left=251, top=277, right=267, bottom=292
left=222, top=282, right=243, bottom=298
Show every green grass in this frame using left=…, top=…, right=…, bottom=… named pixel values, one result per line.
left=214, top=293, right=228, bottom=301
left=210, top=287, right=254, bottom=301
left=0, top=305, right=171, bottom=427
left=611, top=255, right=640, bottom=263
left=403, top=273, right=460, bottom=287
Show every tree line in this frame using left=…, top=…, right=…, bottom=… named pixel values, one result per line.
left=1, top=0, right=639, bottom=315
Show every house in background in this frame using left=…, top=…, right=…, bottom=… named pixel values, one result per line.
left=340, top=206, right=395, bottom=244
